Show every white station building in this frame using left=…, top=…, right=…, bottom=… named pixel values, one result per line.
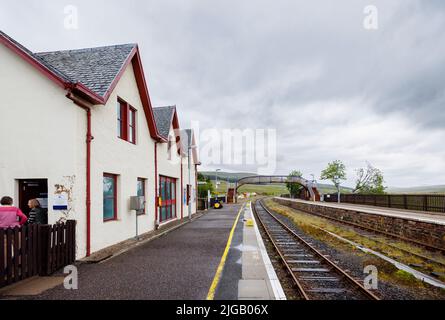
left=0, top=31, right=200, bottom=258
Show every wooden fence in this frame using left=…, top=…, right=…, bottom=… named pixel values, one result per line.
left=0, top=220, right=76, bottom=288
left=324, top=194, right=445, bottom=213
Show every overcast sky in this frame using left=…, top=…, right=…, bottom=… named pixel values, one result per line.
left=1, top=0, right=444, bottom=187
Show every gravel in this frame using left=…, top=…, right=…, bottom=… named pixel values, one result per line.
left=261, top=200, right=445, bottom=300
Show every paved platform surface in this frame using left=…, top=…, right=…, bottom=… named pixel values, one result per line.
left=2, top=204, right=242, bottom=300
left=277, top=198, right=445, bottom=225
left=214, top=202, right=285, bottom=300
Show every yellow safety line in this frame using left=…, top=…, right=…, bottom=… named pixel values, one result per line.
left=206, top=203, right=245, bottom=300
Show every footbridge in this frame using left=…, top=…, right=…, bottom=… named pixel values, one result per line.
left=235, top=175, right=320, bottom=201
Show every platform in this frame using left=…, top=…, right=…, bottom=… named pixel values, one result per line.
left=278, top=198, right=445, bottom=226
left=1, top=204, right=242, bottom=300
left=275, top=197, right=445, bottom=251
left=213, top=202, right=285, bottom=300
left=1, top=202, right=284, bottom=300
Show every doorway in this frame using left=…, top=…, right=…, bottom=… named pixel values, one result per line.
left=18, top=179, right=48, bottom=216
left=159, top=176, right=176, bottom=222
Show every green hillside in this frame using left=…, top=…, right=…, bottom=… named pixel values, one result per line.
left=202, top=171, right=353, bottom=196
left=200, top=171, right=256, bottom=183
left=201, top=171, right=444, bottom=195
left=387, top=185, right=445, bottom=194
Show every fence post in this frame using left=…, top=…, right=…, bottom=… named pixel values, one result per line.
left=67, top=220, right=76, bottom=263
left=0, top=229, right=4, bottom=288
left=38, top=225, right=51, bottom=276
left=388, top=195, right=391, bottom=208
left=423, top=195, right=428, bottom=211
left=403, top=195, right=408, bottom=210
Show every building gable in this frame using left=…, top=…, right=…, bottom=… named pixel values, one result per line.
left=0, top=30, right=162, bottom=141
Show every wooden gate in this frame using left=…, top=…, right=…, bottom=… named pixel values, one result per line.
left=0, top=220, right=76, bottom=288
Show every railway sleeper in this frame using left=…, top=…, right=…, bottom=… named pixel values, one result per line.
left=292, top=267, right=330, bottom=272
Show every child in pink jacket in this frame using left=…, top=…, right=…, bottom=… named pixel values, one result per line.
left=0, top=196, right=28, bottom=229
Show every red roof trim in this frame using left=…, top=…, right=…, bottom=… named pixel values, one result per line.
left=102, top=46, right=137, bottom=102
left=131, top=47, right=164, bottom=140
left=0, top=34, right=67, bottom=89
left=171, top=108, right=182, bottom=153
left=1, top=32, right=164, bottom=141
left=68, top=82, right=104, bottom=104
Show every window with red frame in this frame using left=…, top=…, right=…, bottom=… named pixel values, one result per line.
left=117, top=98, right=136, bottom=144
left=137, top=178, right=146, bottom=215
left=103, top=173, right=118, bottom=221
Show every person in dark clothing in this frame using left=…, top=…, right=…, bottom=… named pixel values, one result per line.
left=27, top=199, right=48, bottom=224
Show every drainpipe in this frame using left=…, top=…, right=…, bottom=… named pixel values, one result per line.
left=187, top=147, right=192, bottom=220
left=154, top=141, right=159, bottom=229
left=196, top=165, right=199, bottom=209
left=181, top=158, right=183, bottom=219
left=66, top=92, right=93, bottom=257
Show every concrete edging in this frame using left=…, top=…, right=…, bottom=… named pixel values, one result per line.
left=248, top=202, right=287, bottom=300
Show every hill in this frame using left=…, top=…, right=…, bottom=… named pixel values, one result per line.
left=387, top=185, right=445, bottom=194
left=200, top=171, right=257, bottom=183
left=200, top=171, right=353, bottom=195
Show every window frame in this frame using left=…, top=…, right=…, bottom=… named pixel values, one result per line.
left=137, top=177, right=146, bottom=216
left=103, top=173, right=118, bottom=222
left=128, top=106, right=137, bottom=144
left=117, top=97, right=137, bottom=144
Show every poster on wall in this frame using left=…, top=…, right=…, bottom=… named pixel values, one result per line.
left=53, top=193, right=68, bottom=210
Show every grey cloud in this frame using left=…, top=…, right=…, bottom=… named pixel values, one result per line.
left=1, top=0, right=444, bottom=186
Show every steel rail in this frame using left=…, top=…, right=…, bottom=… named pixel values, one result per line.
left=252, top=201, right=310, bottom=300
left=254, top=200, right=380, bottom=300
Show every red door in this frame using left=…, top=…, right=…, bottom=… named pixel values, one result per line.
left=159, top=176, right=176, bottom=222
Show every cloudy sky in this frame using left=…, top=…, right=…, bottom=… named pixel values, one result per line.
left=1, top=0, right=444, bottom=187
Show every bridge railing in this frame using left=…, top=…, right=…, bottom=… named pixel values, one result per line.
left=236, top=175, right=317, bottom=201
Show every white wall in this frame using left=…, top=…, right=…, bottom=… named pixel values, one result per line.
left=89, top=64, right=156, bottom=253
left=181, top=154, right=197, bottom=216
left=0, top=43, right=160, bottom=258
left=0, top=42, right=190, bottom=259
left=0, top=43, right=87, bottom=257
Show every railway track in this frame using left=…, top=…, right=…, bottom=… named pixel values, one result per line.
left=253, top=200, right=380, bottom=300
left=275, top=198, right=445, bottom=262
left=275, top=198, right=445, bottom=254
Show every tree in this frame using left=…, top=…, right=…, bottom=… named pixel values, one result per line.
left=197, top=172, right=214, bottom=198
left=286, top=170, right=303, bottom=198
left=353, top=162, right=386, bottom=194
left=320, top=160, right=347, bottom=195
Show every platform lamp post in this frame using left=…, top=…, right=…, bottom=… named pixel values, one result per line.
left=334, top=174, right=341, bottom=203
left=215, top=169, right=221, bottom=190
left=310, top=174, right=316, bottom=202
left=188, top=141, right=198, bottom=221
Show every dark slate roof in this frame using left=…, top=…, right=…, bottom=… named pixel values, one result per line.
left=153, top=106, right=176, bottom=139
left=35, top=44, right=136, bottom=97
